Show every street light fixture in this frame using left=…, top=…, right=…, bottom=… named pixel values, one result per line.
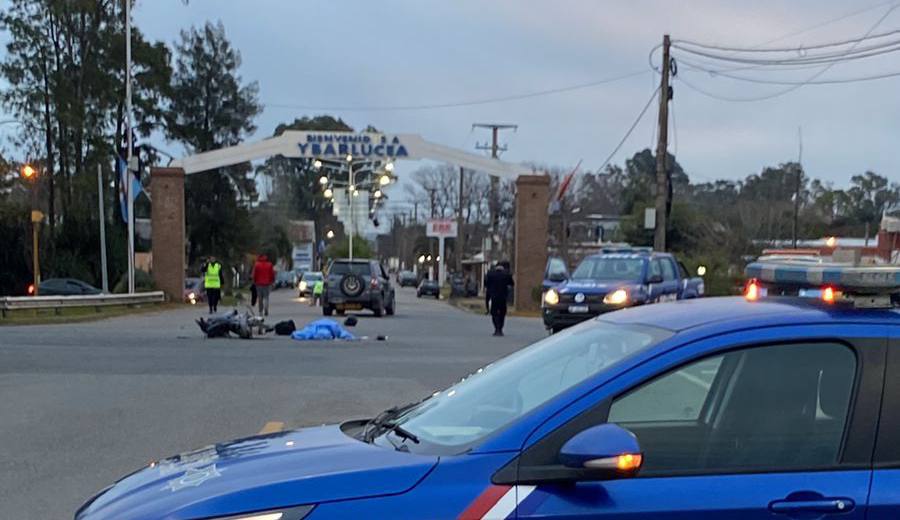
left=318, top=175, right=328, bottom=185
left=326, top=230, right=335, bottom=239
left=379, top=174, right=391, bottom=186
left=313, top=159, right=323, bottom=169
left=346, top=154, right=353, bottom=163
left=384, top=161, right=394, bottom=173
left=373, top=189, right=382, bottom=199
left=323, top=188, right=333, bottom=199
left=21, top=164, right=36, bottom=179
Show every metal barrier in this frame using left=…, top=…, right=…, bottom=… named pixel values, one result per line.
left=0, top=291, right=166, bottom=318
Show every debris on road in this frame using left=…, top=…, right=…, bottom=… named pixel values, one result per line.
left=343, top=316, right=358, bottom=327
left=274, top=320, right=296, bottom=335
left=291, top=319, right=356, bottom=341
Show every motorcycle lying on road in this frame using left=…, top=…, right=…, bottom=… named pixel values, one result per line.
left=196, top=308, right=273, bottom=339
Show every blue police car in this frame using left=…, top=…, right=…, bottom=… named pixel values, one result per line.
left=77, top=260, right=900, bottom=519
left=542, top=248, right=704, bottom=333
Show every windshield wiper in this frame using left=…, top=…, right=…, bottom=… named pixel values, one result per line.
left=363, top=402, right=420, bottom=443
left=385, top=423, right=420, bottom=444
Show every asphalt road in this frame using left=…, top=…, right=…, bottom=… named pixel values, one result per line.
left=0, top=287, right=544, bottom=520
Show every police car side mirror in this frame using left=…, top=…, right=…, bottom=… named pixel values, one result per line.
left=648, top=274, right=664, bottom=284
left=559, top=424, right=643, bottom=480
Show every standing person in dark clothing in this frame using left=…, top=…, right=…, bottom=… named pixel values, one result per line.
left=484, top=261, right=514, bottom=336
left=202, top=255, right=224, bottom=314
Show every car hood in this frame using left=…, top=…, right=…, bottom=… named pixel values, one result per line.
left=76, top=425, right=438, bottom=520
left=559, top=280, right=638, bottom=294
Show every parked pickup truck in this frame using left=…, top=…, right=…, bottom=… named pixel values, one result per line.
left=542, top=248, right=704, bottom=333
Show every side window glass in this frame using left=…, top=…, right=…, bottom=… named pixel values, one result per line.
left=661, top=260, right=677, bottom=281
left=649, top=260, right=663, bottom=280
left=547, top=258, right=567, bottom=278
left=677, top=261, right=689, bottom=279
left=608, top=342, right=856, bottom=474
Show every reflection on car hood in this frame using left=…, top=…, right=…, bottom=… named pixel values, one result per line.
left=560, top=280, right=638, bottom=293
left=76, top=425, right=438, bottom=520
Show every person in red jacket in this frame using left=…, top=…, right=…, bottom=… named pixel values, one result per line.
left=252, top=254, right=276, bottom=316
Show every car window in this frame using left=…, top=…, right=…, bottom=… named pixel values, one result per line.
left=608, top=342, right=856, bottom=474
left=391, top=323, right=672, bottom=453
left=649, top=259, right=663, bottom=280
left=677, top=261, right=689, bottom=279
left=660, top=259, right=677, bottom=281
left=546, top=257, right=567, bottom=278
left=571, top=257, right=644, bottom=281
left=329, top=262, right=371, bottom=276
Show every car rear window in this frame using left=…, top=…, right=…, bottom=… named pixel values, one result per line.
left=330, top=262, right=371, bottom=276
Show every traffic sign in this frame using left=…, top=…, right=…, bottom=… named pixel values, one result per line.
left=427, top=219, right=457, bottom=238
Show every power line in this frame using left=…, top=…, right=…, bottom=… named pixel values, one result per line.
left=674, top=26, right=900, bottom=54
left=674, top=3, right=899, bottom=102
left=594, top=87, right=660, bottom=173
left=680, top=61, right=900, bottom=85
left=266, top=70, right=649, bottom=112
left=671, top=36, right=900, bottom=66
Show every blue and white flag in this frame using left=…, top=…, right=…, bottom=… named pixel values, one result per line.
left=117, top=155, right=142, bottom=223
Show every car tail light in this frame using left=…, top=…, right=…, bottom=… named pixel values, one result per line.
left=27, top=283, right=35, bottom=295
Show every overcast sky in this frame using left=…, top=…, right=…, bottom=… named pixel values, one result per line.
left=7, top=0, right=900, bottom=192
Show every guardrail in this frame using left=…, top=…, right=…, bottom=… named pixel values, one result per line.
left=0, top=291, right=166, bottom=318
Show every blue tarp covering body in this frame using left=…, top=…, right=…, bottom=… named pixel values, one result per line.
left=291, top=319, right=356, bottom=341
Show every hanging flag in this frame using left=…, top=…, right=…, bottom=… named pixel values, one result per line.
left=117, top=154, right=142, bottom=223
left=555, top=159, right=582, bottom=202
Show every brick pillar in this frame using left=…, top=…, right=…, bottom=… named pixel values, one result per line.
left=514, top=175, right=550, bottom=312
left=150, top=167, right=185, bottom=302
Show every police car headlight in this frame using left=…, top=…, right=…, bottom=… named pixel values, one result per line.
left=299, top=281, right=308, bottom=291
left=213, top=505, right=315, bottom=520
left=603, top=289, right=629, bottom=305
left=544, top=288, right=560, bottom=306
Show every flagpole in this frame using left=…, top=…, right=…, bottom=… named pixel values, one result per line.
left=125, top=0, right=135, bottom=294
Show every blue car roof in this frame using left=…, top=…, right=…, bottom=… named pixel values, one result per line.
left=597, top=296, right=900, bottom=332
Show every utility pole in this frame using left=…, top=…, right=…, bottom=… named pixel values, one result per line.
left=457, top=166, right=465, bottom=272
left=654, top=34, right=672, bottom=252
left=97, top=164, right=109, bottom=293
left=125, top=0, right=135, bottom=293
left=473, top=123, right=517, bottom=262
left=792, top=126, right=803, bottom=248
left=428, top=187, right=437, bottom=218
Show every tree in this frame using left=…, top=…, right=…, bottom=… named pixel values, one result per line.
left=0, top=0, right=171, bottom=287
left=165, top=21, right=261, bottom=266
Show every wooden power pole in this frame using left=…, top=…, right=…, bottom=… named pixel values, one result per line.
left=654, top=34, right=672, bottom=252
left=473, top=123, right=517, bottom=262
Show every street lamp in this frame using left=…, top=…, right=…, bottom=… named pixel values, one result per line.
left=313, top=159, right=323, bottom=170
left=326, top=230, right=335, bottom=239
left=323, top=188, right=333, bottom=199
left=319, top=175, right=328, bottom=185
left=384, top=161, right=394, bottom=173
left=373, top=189, right=382, bottom=199
left=346, top=154, right=353, bottom=163
left=379, top=174, right=391, bottom=186
left=21, top=163, right=41, bottom=295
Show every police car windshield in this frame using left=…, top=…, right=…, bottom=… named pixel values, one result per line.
left=387, top=322, right=670, bottom=453
left=571, top=256, right=644, bottom=281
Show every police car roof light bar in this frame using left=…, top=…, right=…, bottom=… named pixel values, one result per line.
left=744, top=258, right=900, bottom=308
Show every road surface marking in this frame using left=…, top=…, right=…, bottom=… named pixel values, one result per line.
left=258, top=421, right=284, bottom=434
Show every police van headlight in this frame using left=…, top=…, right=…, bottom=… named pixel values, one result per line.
left=603, top=289, right=629, bottom=305
left=299, top=281, right=308, bottom=291
left=543, top=288, right=560, bottom=306
left=213, top=505, right=315, bottom=520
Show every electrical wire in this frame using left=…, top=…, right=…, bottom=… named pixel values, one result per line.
left=679, top=60, right=900, bottom=85
left=674, top=26, right=900, bottom=53
left=671, top=36, right=900, bottom=66
left=595, top=87, right=660, bottom=173
left=267, top=70, right=649, bottom=113
left=674, top=2, right=899, bottom=102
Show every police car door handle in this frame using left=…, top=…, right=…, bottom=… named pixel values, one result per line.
left=769, top=497, right=854, bottom=515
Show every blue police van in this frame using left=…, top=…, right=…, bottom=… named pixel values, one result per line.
left=77, top=259, right=900, bottom=519
left=542, top=248, right=704, bottom=333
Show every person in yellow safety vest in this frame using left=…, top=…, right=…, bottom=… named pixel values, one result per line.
left=311, top=278, right=325, bottom=307
left=202, top=255, right=224, bottom=314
